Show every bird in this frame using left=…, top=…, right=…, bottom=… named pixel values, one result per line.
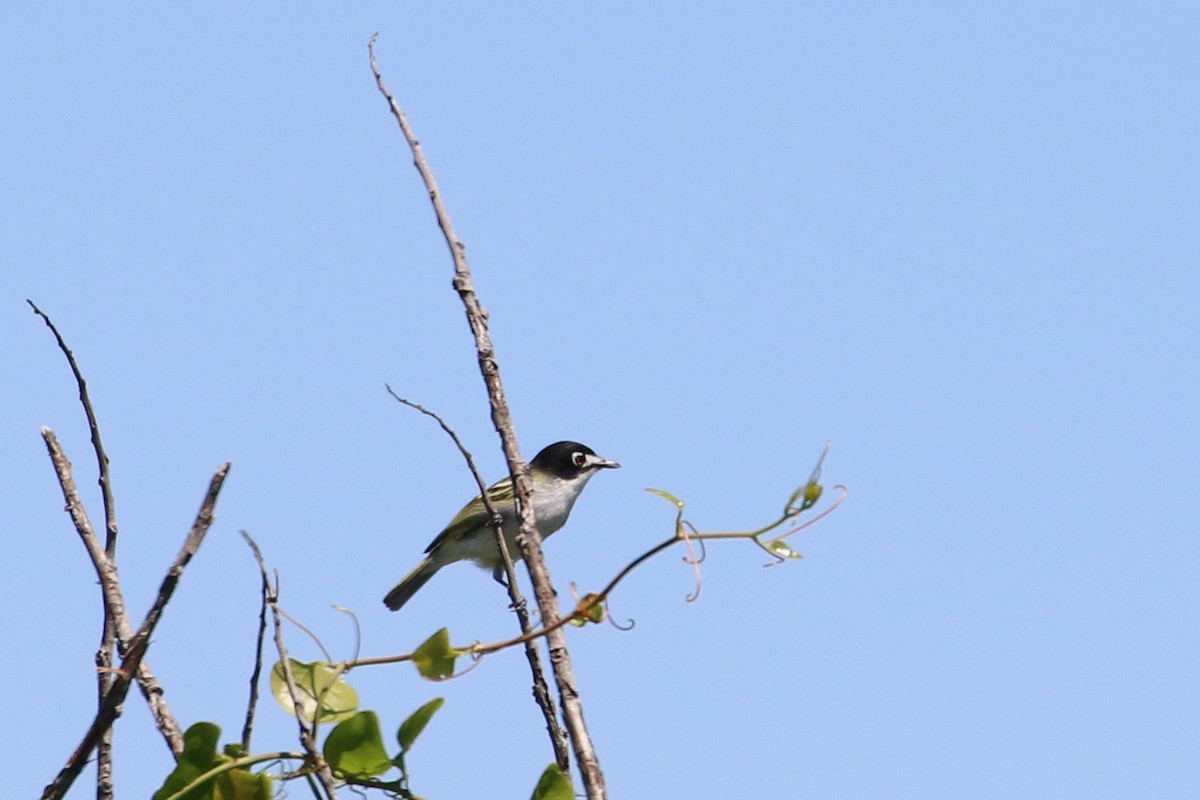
left=383, top=441, right=619, bottom=611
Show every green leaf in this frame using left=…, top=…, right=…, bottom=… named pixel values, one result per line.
left=214, top=769, right=273, bottom=800
left=270, top=659, right=359, bottom=722
left=397, top=697, right=445, bottom=752
left=412, top=628, right=460, bottom=680
left=765, top=539, right=803, bottom=559
left=529, top=764, right=574, bottom=800
left=323, top=710, right=394, bottom=779
left=152, top=722, right=223, bottom=800
left=644, top=487, right=684, bottom=508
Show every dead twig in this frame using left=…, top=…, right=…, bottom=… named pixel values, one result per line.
left=27, top=300, right=119, bottom=549
left=239, top=531, right=271, bottom=754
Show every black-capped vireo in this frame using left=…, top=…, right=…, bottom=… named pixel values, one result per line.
left=383, top=440, right=619, bottom=611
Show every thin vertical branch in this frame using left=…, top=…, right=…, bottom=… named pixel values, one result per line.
left=95, top=623, right=115, bottom=800
left=266, top=578, right=340, bottom=800
left=27, top=299, right=123, bottom=798
left=239, top=532, right=271, bottom=754
left=27, top=300, right=119, bottom=547
left=369, top=35, right=605, bottom=799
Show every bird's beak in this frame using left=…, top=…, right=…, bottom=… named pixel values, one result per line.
left=590, top=454, right=620, bottom=470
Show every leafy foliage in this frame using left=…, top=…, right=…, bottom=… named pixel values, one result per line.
left=397, top=697, right=445, bottom=752
left=529, top=764, right=574, bottom=800
left=270, top=658, right=359, bottom=722
left=412, top=628, right=462, bottom=680
left=152, top=722, right=272, bottom=800
left=153, top=723, right=223, bottom=800
left=324, top=711, right=394, bottom=779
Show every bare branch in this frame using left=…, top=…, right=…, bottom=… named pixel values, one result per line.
left=28, top=299, right=125, bottom=798
left=369, top=35, right=603, bottom=796
left=40, top=427, right=186, bottom=756
left=40, top=621, right=153, bottom=800
left=382, top=389, right=523, bottom=601
left=95, top=625, right=115, bottom=800
left=243, top=536, right=337, bottom=796
left=40, top=463, right=231, bottom=800
left=266, top=578, right=340, bottom=799
left=40, top=429, right=127, bottom=619
left=137, top=464, right=231, bottom=642
left=239, top=531, right=271, bottom=754
left=27, top=300, right=118, bottom=550
left=385, top=389, right=491, bottom=499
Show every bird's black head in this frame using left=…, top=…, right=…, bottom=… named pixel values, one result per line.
left=530, top=441, right=621, bottom=480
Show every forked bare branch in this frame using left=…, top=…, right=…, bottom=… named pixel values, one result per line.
left=28, top=298, right=125, bottom=797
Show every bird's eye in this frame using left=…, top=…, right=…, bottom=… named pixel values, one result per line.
left=572, top=452, right=588, bottom=468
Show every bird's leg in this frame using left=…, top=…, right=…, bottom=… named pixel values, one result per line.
left=492, top=564, right=531, bottom=614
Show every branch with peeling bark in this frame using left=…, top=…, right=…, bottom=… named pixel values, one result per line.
left=369, top=34, right=605, bottom=798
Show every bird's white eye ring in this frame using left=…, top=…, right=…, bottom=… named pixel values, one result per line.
left=572, top=452, right=588, bottom=468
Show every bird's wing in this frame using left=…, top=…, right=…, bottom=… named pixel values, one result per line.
left=423, top=476, right=516, bottom=554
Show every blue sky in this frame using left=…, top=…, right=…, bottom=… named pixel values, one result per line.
left=4, top=3, right=1197, bottom=798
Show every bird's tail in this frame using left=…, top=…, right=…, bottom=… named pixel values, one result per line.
left=383, top=557, right=440, bottom=611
